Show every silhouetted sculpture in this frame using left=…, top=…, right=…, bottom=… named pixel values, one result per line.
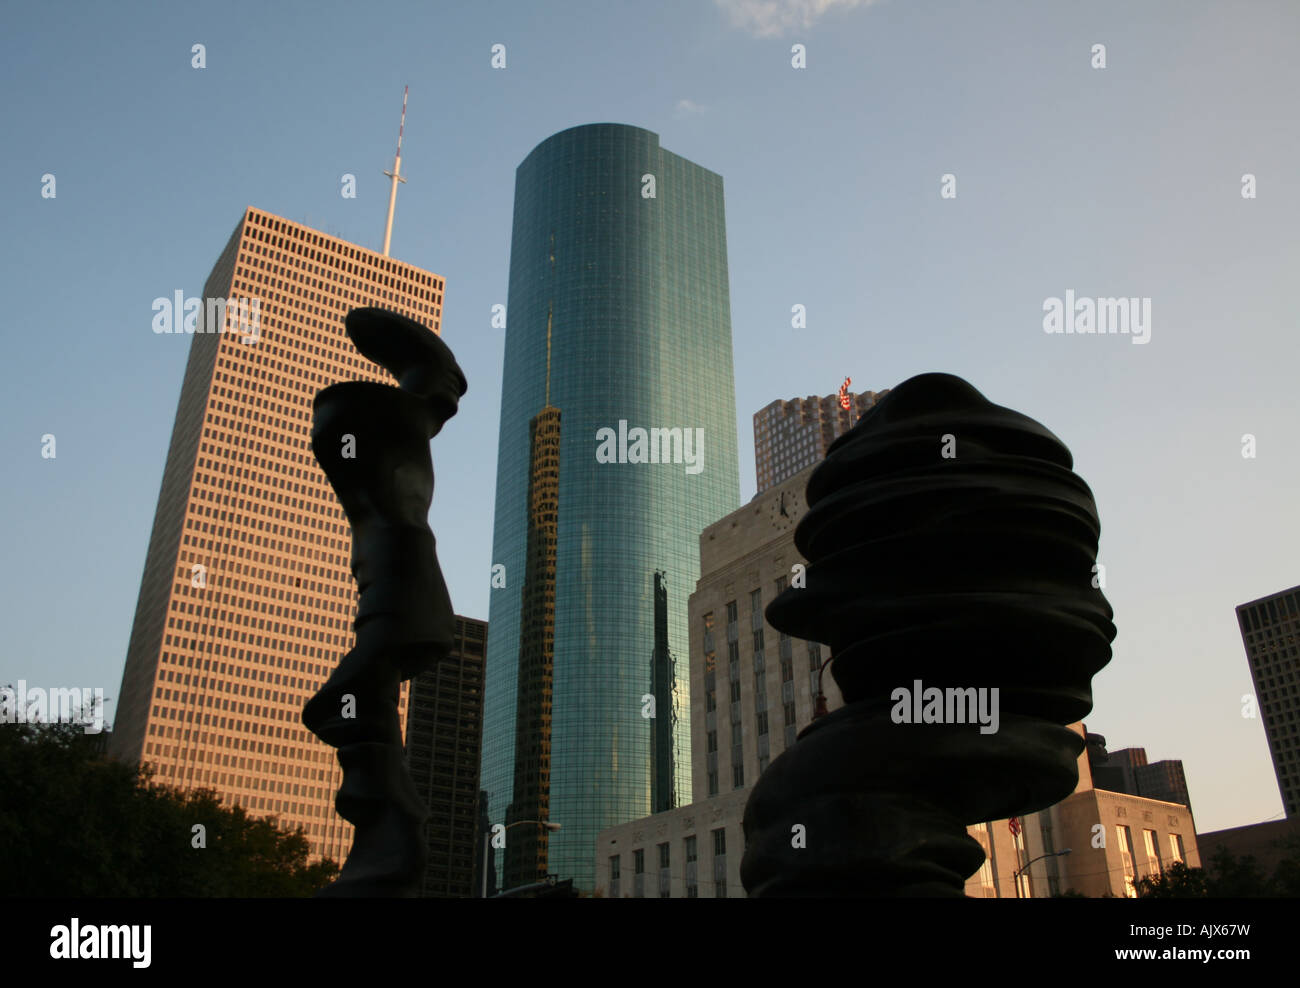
left=302, top=307, right=466, bottom=896
left=741, top=373, right=1115, bottom=896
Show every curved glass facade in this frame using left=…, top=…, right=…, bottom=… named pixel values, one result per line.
left=482, top=123, right=740, bottom=891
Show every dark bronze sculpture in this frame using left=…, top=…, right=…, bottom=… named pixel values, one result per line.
left=741, top=373, right=1115, bottom=896
left=302, top=307, right=466, bottom=896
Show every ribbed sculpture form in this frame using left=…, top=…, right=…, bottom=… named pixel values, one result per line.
left=741, top=373, right=1116, bottom=896
left=301, top=307, right=466, bottom=896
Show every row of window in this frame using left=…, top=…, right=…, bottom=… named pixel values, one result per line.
left=1116, top=825, right=1186, bottom=897
left=703, top=584, right=826, bottom=795
left=609, top=828, right=729, bottom=898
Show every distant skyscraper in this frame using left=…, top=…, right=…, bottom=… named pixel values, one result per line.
left=1088, top=741, right=1192, bottom=810
left=111, top=206, right=446, bottom=863
left=1090, top=744, right=1147, bottom=795
left=1236, top=586, right=1300, bottom=817
left=1135, top=759, right=1192, bottom=809
left=404, top=615, right=487, bottom=897
left=482, top=123, right=741, bottom=892
left=753, top=390, right=888, bottom=495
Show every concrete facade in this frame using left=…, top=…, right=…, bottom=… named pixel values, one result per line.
left=595, top=460, right=1201, bottom=897
left=111, top=206, right=445, bottom=863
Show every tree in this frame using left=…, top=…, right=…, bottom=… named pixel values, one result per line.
left=1270, top=835, right=1300, bottom=897
left=1134, top=861, right=1210, bottom=898
left=0, top=719, right=339, bottom=896
left=1204, top=845, right=1271, bottom=898
left=1133, top=843, right=1300, bottom=899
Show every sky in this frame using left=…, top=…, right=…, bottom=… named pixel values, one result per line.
left=1, top=0, right=1297, bottom=837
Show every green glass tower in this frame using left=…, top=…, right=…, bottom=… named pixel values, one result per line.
left=482, top=124, right=740, bottom=892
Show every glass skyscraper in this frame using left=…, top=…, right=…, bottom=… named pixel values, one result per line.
left=482, top=124, right=740, bottom=891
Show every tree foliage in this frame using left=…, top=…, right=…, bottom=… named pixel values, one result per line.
left=1135, top=842, right=1300, bottom=899
left=0, top=720, right=339, bottom=896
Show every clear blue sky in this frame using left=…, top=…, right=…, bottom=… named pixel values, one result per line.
left=2, top=0, right=1297, bottom=835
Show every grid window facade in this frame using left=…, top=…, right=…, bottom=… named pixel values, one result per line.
left=753, top=391, right=889, bottom=494
left=111, top=206, right=444, bottom=866
left=1237, top=587, right=1300, bottom=818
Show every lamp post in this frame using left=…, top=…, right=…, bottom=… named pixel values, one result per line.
left=481, top=819, right=562, bottom=898
left=1013, top=847, right=1072, bottom=898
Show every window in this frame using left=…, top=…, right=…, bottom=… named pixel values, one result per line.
left=609, top=855, right=621, bottom=897
left=1116, top=826, right=1137, bottom=897
left=732, top=762, right=744, bottom=788
left=1169, top=833, right=1185, bottom=864
left=1143, top=829, right=1162, bottom=876
left=974, top=827, right=996, bottom=897
left=633, top=848, right=646, bottom=898
left=713, top=827, right=728, bottom=898
left=685, top=835, right=698, bottom=898
left=658, top=842, right=671, bottom=898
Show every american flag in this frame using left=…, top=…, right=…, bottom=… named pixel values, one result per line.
left=838, top=376, right=852, bottom=410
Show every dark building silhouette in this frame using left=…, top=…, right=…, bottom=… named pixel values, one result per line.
left=1197, top=817, right=1300, bottom=877
left=1087, top=735, right=1192, bottom=810
left=650, top=570, right=677, bottom=814
left=404, top=615, right=487, bottom=897
left=1236, top=586, right=1300, bottom=817
left=1135, top=759, right=1192, bottom=808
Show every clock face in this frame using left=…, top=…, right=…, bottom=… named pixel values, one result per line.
left=769, top=489, right=802, bottom=531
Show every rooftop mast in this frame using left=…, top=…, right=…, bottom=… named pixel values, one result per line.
left=381, top=85, right=408, bottom=256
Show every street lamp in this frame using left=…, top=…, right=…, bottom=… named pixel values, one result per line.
left=481, top=819, right=562, bottom=898
left=1013, top=848, right=1072, bottom=898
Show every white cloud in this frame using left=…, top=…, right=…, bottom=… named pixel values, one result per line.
left=675, top=98, right=708, bottom=115
left=714, top=0, right=880, bottom=38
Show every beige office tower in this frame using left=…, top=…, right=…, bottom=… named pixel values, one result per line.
left=111, top=206, right=446, bottom=864
left=753, top=390, right=889, bottom=495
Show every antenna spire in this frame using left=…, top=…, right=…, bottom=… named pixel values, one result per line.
left=381, top=85, right=408, bottom=256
